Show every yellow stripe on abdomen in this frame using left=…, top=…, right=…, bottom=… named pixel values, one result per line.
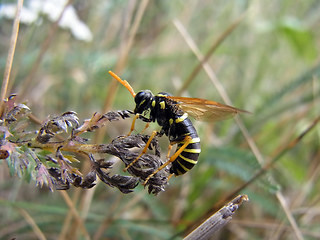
left=178, top=153, right=198, bottom=165
left=183, top=148, right=201, bottom=153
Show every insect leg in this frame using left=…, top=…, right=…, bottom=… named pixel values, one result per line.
left=166, top=144, right=173, bottom=158
left=123, top=130, right=158, bottom=172
left=142, top=135, right=192, bottom=185
left=128, top=114, right=140, bottom=136
left=140, top=122, right=150, bottom=134
left=163, top=141, right=178, bottom=182
left=167, top=173, right=174, bottom=181
left=128, top=113, right=152, bottom=135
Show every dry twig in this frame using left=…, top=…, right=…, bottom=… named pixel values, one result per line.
left=184, top=195, right=249, bottom=240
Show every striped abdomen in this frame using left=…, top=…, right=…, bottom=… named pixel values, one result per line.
left=169, top=115, right=201, bottom=175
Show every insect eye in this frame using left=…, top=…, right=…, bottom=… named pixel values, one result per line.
left=135, top=91, right=152, bottom=105
left=134, top=91, right=154, bottom=114
left=134, top=91, right=144, bottom=104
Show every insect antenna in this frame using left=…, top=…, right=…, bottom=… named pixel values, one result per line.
left=109, top=71, right=136, bottom=98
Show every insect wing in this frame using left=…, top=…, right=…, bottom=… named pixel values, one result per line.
left=167, top=96, right=245, bottom=122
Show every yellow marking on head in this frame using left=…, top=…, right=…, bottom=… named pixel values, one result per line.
left=169, top=118, right=173, bottom=125
left=139, top=99, right=146, bottom=106
left=175, top=113, right=188, bottom=123
left=152, top=100, right=156, bottom=107
left=160, top=101, right=166, bottom=109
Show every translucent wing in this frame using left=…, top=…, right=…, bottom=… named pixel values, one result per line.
left=167, top=96, right=248, bottom=122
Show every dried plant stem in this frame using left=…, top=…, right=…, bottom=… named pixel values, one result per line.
left=59, top=191, right=91, bottom=240
left=58, top=189, right=81, bottom=240
left=80, top=1, right=149, bottom=235
left=0, top=0, right=24, bottom=117
left=227, top=116, right=320, bottom=239
left=276, top=193, right=304, bottom=240
left=184, top=195, right=249, bottom=240
left=177, top=12, right=246, bottom=96
left=17, top=208, right=46, bottom=240
left=174, top=18, right=306, bottom=240
left=231, top=219, right=320, bottom=238
left=115, top=0, right=150, bottom=74
left=93, top=194, right=123, bottom=240
left=79, top=187, right=96, bottom=220
left=190, top=116, right=319, bottom=240
left=173, top=18, right=266, bottom=165
left=95, top=0, right=150, bottom=144
left=225, top=115, right=320, bottom=200
left=19, top=0, right=73, bottom=101
left=102, top=0, right=150, bottom=115
left=94, top=192, right=145, bottom=240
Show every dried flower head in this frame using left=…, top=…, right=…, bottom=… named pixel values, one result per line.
left=1, top=96, right=169, bottom=195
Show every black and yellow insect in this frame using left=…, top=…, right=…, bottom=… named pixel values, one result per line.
left=109, top=71, right=247, bottom=185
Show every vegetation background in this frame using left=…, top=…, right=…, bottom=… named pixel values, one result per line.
left=0, top=0, right=319, bottom=239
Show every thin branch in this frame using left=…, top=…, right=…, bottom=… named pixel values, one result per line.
left=17, top=208, right=46, bottom=240
left=225, top=115, right=320, bottom=200
left=231, top=219, right=320, bottom=239
left=183, top=195, right=249, bottom=240
left=18, top=0, right=74, bottom=101
left=185, top=114, right=319, bottom=240
left=100, top=0, right=150, bottom=115
left=177, top=12, right=246, bottom=96
left=276, top=192, right=304, bottom=240
left=0, top=0, right=24, bottom=117
left=59, top=191, right=91, bottom=240
left=83, top=2, right=150, bottom=234
left=93, top=194, right=124, bottom=240
left=95, top=0, right=150, bottom=144
left=173, top=18, right=306, bottom=240
left=58, top=189, right=81, bottom=240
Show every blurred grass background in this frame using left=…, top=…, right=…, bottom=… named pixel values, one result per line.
left=0, top=0, right=320, bottom=239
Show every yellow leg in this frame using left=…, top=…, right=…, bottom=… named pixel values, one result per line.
left=128, top=114, right=150, bottom=135
left=140, top=122, right=150, bottom=134
left=167, top=173, right=174, bottom=181
left=142, top=135, right=192, bottom=185
left=128, top=114, right=140, bottom=136
left=167, top=143, right=174, bottom=159
left=163, top=144, right=176, bottom=183
left=123, top=130, right=158, bottom=172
